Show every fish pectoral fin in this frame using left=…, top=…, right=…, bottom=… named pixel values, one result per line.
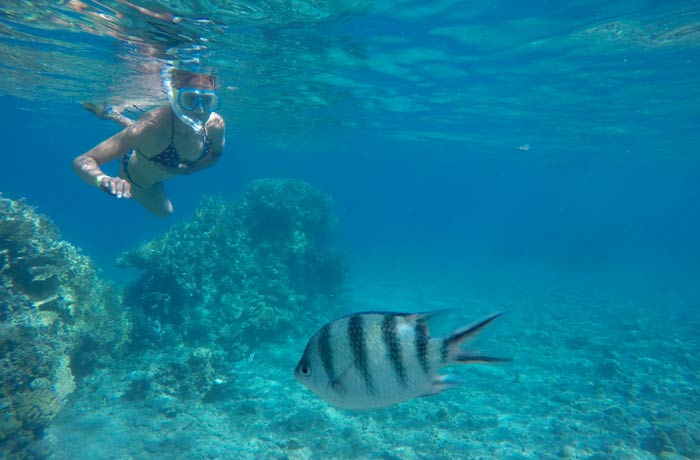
left=330, top=378, right=346, bottom=396
left=328, top=363, right=354, bottom=396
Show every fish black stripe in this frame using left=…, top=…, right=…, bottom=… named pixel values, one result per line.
left=382, top=315, right=406, bottom=387
left=414, top=319, right=430, bottom=375
left=318, top=324, right=335, bottom=386
left=348, top=315, right=374, bottom=394
left=440, top=338, right=449, bottom=363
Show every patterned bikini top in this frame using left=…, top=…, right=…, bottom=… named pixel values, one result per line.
left=146, top=111, right=210, bottom=168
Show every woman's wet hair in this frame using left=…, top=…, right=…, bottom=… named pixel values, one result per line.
left=170, top=69, right=217, bottom=89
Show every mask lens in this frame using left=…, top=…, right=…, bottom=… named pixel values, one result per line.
left=179, top=91, right=198, bottom=111
left=177, top=88, right=220, bottom=112
left=200, top=93, right=219, bottom=110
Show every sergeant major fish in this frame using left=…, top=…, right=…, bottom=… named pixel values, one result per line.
left=294, top=310, right=506, bottom=410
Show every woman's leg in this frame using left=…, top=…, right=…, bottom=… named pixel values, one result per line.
left=118, top=157, right=172, bottom=217
left=82, top=102, right=134, bottom=127
left=130, top=182, right=174, bottom=218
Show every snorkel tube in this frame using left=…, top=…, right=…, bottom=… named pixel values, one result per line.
left=162, top=67, right=206, bottom=135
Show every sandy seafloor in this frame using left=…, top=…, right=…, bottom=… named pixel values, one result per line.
left=44, top=259, right=700, bottom=460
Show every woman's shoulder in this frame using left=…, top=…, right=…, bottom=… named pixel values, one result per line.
left=127, top=105, right=171, bottom=135
left=121, top=105, right=171, bottom=148
left=140, top=105, right=172, bottom=125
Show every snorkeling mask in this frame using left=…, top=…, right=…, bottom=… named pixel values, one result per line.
left=176, top=88, right=220, bottom=112
left=162, top=70, right=220, bottom=134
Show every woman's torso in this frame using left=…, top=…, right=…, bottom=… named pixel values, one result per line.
left=123, top=106, right=220, bottom=187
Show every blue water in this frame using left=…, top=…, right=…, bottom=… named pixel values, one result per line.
left=2, top=0, right=700, bottom=459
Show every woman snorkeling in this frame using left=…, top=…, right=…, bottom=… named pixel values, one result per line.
left=72, top=68, right=225, bottom=217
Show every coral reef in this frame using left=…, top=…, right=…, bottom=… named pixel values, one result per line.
left=0, top=196, right=130, bottom=460
left=0, top=179, right=344, bottom=458
left=123, top=347, right=231, bottom=404
left=117, top=178, right=345, bottom=360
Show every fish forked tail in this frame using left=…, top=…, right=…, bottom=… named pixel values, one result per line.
left=423, top=313, right=507, bottom=397
left=442, top=312, right=508, bottom=364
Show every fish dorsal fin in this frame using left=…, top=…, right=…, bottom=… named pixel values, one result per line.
left=405, top=309, right=450, bottom=336
left=406, top=309, right=450, bottom=322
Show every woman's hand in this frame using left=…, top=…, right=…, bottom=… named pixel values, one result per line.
left=97, top=175, right=132, bottom=199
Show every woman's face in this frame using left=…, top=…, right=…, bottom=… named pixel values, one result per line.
left=174, top=86, right=220, bottom=120
left=166, top=70, right=220, bottom=134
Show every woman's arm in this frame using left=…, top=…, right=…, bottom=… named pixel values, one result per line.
left=177, top=114, right=226, bottom=175
left=72, top=122, right=145, bottom=198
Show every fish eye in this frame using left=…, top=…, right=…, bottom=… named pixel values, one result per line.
left=300, top=365, right=311, bottom=376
